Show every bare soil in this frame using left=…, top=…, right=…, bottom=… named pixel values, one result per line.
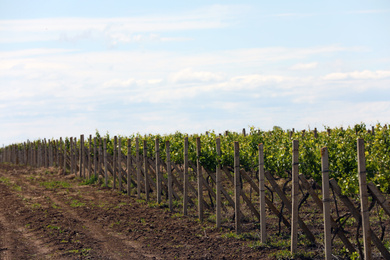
left=0, top=164, right=278, bottom=259
left=1, top=164, right=388, bottom=259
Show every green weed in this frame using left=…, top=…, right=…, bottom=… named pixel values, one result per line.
left=80, top=175, right=98, bottom=185
left=40, top=180, right=70, bottom=190
left=70, top=199, right=85, bottom=207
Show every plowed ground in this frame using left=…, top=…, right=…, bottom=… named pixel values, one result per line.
left=0, top=164, right=278, bottom=259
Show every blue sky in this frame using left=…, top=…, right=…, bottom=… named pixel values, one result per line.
left=1, top=0, right=390, bottom=145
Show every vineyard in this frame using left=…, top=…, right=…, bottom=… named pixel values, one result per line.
left=1, top=123, right=390, bottom=259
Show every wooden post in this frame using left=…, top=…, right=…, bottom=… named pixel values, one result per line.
left=166, top=141, right=173, bottom=211
left=83, top=137, right=86, bottom=178
left=30, top=144, right=32, bottom=166
left=34, top=142, right=36, bottom=167
left=33, top=142, right=36, bottom=166
left=321, top=147, right=331, bottom=260
left=143, top=140, right=149, bottom=201
left=291, top=140, right=299, bottom=254
left=103, top=138, right=108, bottom=187
left=136, top=138, right=141, bottom=198
left=371, top=126, right=375, bottom=135
left=94, top=137, right=97, bottom=178
left=242, top=128, right=246, bottom=136
left=196, top=137, right=203, bottom=222
left=127, top=139, right=131, bottom=196
left=98, top=138, right=102, bottom=178
left=156, top=138, right=162, bottom=203
left=259, top=143, right=266, bottom=243
left=183, top=137, right=189, bottom=215
left=57, top=139, right=61, bottom=167
left=234, top=141, right=241, bottom=234
left=80, top=135, right=84, bottom=178
left=357, top=138, right=372, bottom=260
left=314, top=128, right=318, bottom=138
left=74, top=137, right=78, bottom=174
left=49, top=140, right=53, bottom=167
left=37, top=140, right=41, bottom=167
left=88, top=135, right=92, bottom=179
left=69, top=138, right=74, bottom=174
left=118, top=137, right=122, bottom=192
left=44, top=139, right=48, bottom=168
left=113, top=136, right=117, bottom=190
left=69, top=137, right=74, bottom=174
left=216, top=138, right=222, bottom=229
left=63, top=139, right=67, bottom=174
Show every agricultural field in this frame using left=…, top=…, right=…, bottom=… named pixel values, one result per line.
left=1, top=123, right=390, bottom=259
left=0, top=164, right=293, bottom=259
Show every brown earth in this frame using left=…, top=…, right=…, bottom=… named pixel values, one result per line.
left=0, top=164, right=280, bottom=259
left=1, top=164, right=388, bottom=259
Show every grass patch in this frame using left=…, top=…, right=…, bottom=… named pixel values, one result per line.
left=46, top=224, right=64, bottom=233
left=171, top=212, right=184, bottom=218
left=80, top=175, right=98, bottom=185
left=51, top=202, right=60, bottom=209
left=221, top=231, right=258, bottom=241
left=31, top=203, right=42, bottom=209
left=0, top=176, right=23, bottom=192
left=67, top=248, right=91, bottom=256
left=12, top=184, right=22, bottom=191
left=70, top=199, right=85, bottom=207
left=0, top=177, right=11, bottom=185
left=40, top=180, right=71, bottom=190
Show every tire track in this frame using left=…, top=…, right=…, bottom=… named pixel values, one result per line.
left=0, top=183, right=55, bottom=259
left=45, top=193, right=160, bottom=260
left=2, top=168, right=160, bottom=260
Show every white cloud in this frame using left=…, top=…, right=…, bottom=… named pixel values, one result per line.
left=323, top=70, right=390, bottom=80
left=289, top=62, right=318, bottom=70
left=231, top=74, right=290, bottom=85
left=169, top=68, right=225, bottom=83
left=102, top=79, right=136, bottom=88
left=297, top=101, right=390, bottom=129
left=0, top=5, right=236, bottom=45
left=0, top=48, right=76, bottom=59
left=1, top=43, right=389, bottom=145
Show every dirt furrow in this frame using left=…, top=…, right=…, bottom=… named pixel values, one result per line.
left=0, top=165, right=276, bottom=259
left=45, top=193, right=161, bottom=260
left=0, top=182, right=55, bottom=259
left=1, top=167, right=160, bottom=259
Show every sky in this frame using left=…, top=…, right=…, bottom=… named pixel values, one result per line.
left=1, top=0, right=390, bottom=145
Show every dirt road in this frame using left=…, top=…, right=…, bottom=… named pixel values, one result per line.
left=0, top=164, right=274, bottom=259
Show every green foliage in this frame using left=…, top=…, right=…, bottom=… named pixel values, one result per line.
left=80, top=175, right=98, bottom=185
left=40, top=181, right=71, bottom=190
left=3, top=123, right=390, bottom=195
